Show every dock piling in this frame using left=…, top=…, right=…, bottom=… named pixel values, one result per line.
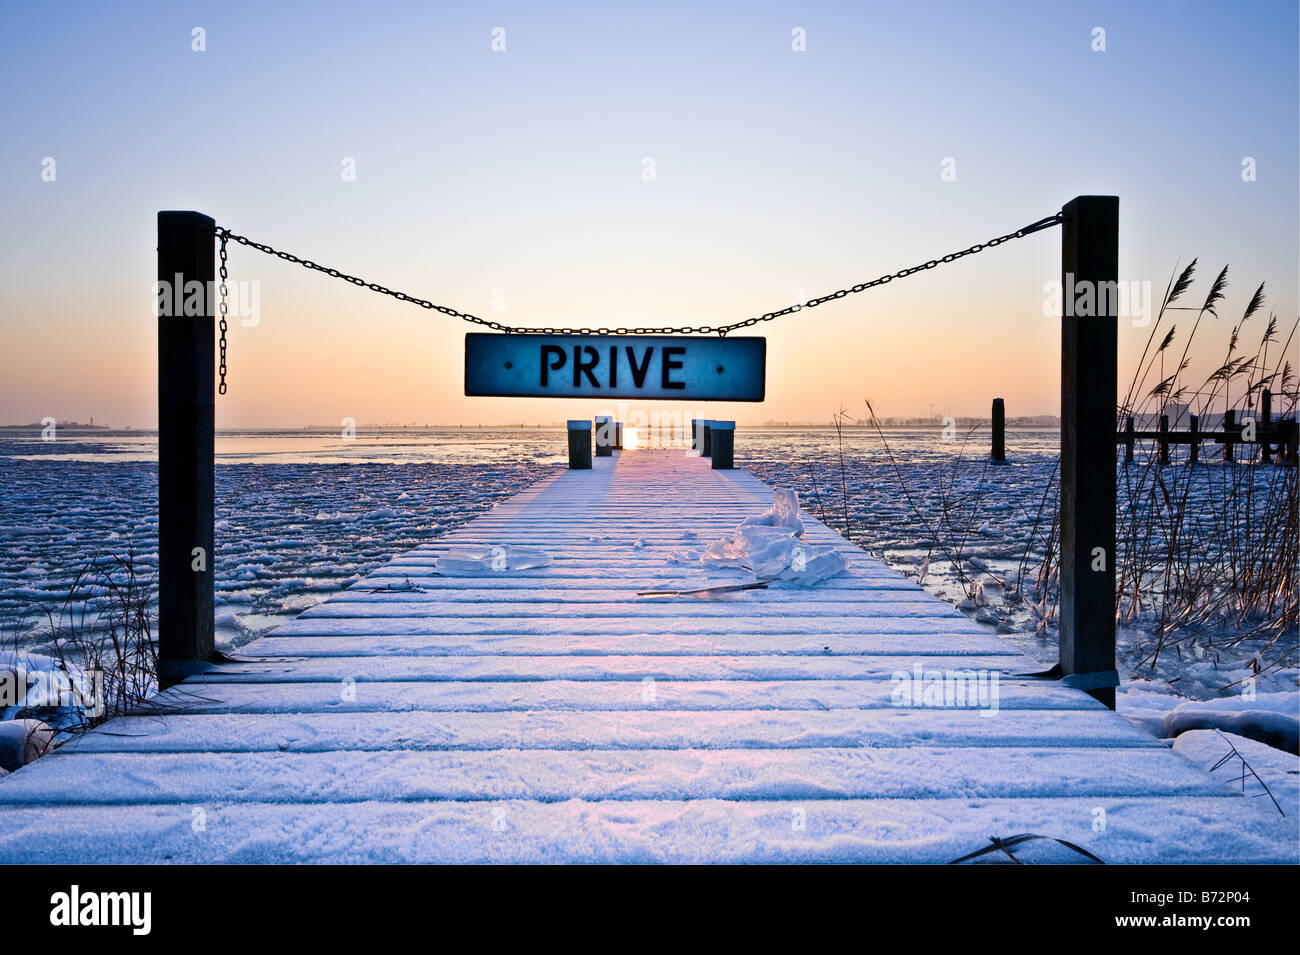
left=157, top=211, right=217, bottom=686
left=702, top=420, right=714, bottom=458
left=709, top=420, right=735, bottom=469
left=1123, top=416, right=1134, bottom=463
left=1058, top=195, right=1119, bottom=709
left=990, top=398, right=1006, bottom=462
left=594, top=416, right=614, bottom=457
left=1261, top=389, right=1273, bottom=463
left=567, top=420, right=592, bottom=469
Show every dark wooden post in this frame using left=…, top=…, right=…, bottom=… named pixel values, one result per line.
left=710, top=421, right=735, bottom=469
left=566, top=420, right=592, bottom=469
left=1284, top=419, right=1299, bottom=466
left=1158, top=414, right=1170, bottom=465
left=613, top=421, right=624, bottom=450
left=1261, top=389, right=1273, bottom=463
left=157, top=211, right=216, bottom=686
left=594, top=416, right=614, bottom=457
left=1189, top=414, right=1200, bottom=464
left=702, top=421, right=714, bottom=458
left=1058, top=196, right=1118, bottom=708
left=1223, top=409, right=1236, bottom=464
left=990, top=398, right=1006, bottom=462
left=1123, top=415, right=1134, bottom=463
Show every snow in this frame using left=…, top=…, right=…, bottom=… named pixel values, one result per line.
left=0, top=796, right=1289, bottom=864
left=1118, top=684, right=1300, bottom=754
left=1173, top=730, right=1298, bottom=820
left=0, top=438, right=1295, bottom=863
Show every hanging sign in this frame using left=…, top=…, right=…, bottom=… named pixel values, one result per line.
left=464, top=334, right=766, bottom=401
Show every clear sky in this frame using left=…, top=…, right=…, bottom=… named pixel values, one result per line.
left=1, top=0, right=1295, bottom=427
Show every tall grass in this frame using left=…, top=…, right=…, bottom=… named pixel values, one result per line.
left=3, top=550, right=160, bottom=737
left=1113, top=262, right=1298, bottom=677
left=821, top=260, right=1297, bottom=679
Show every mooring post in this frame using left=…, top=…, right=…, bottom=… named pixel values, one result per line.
left=613, top=421, right=623, bottom=450
left=1223, top=409, right=1236, bottom=464
left=594, top=416, right=614, bottom=457
left=1058, top=195, right=1119, bottom=709
left=1123, top=415, right=1134, bottom=463
left=702, top=420, right=714, bottom=458
left=157, top=211, right=217, bottom=686
left=567, top=420, right=592, bottom=469
left=1158, top=414, right=1170, bottom=465
left=1285, top=419, right=1299, bottom=466
left=710, top=420, right=735, bottom=469
left=990, top=397, right=1006, bottom=462
left=1189, top=414, right=1200, bottom=464
left=1261, top=389, right=1273, bottom=463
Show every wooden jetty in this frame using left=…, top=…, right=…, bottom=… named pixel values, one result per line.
left=0, top=451, right=1292, bottom=863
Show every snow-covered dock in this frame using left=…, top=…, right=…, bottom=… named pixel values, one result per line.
left=0, top=451, right=1292, bottom=863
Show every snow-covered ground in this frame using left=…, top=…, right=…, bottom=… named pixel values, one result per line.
left=3, top=425, right=1296, bottom=794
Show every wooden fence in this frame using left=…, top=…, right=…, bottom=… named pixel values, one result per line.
left=1118, top=396, right=1299, bottom=466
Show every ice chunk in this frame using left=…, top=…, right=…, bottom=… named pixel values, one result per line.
left=739, top=488, right=804, bottom=535
left=695, top=490, right=845, bottom=584
left=434, top=545, right=552, bottom=573
left=0, top=719, right=54, bottom=771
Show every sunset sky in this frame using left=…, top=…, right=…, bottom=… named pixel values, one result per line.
left=1, top=0, right=1296, bottom=427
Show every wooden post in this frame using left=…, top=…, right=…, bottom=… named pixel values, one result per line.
left=710, top=421, right=735, bottom=469
left=1260, top=389, right=1272, bottom=464
left=594, top=416, right=614, bottom=457
left=1058, top=196, right=1118, bottom=708
left=1224, top=409, right=1236, bottom=464
left=1123, top=416, right=1134, bottom=463
left=1284, top=419, right=1299, bottom=466
left=702, top=421, right=714, bottom=458
left=566, top=420, right=592, bottom=469
left=613, top=421, right=623, bottom=451
left=990, top=398, right=1006, bottom=462
left=1189, top=414, right=1200, bottom=464
left=1158, top=414, right=1170, bottom=465
left=157, top=211, right=216, bottom=686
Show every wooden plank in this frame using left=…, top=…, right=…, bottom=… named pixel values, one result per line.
left=0, top=797, right=1290, bottom=864
left=56, top=709, right=1169, bottom=754
left=188, top=653, right=1030, bottom=683
left=143, top=679, right=1103, bottom=714
left=243, top=632, right=1021, bottom=657
left=0, top=747, right=1230, bottom=805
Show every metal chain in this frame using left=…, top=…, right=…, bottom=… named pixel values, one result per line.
left=217, top=235, right=229, bottom=395
left=213, top=211, right=1062, bottom=339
